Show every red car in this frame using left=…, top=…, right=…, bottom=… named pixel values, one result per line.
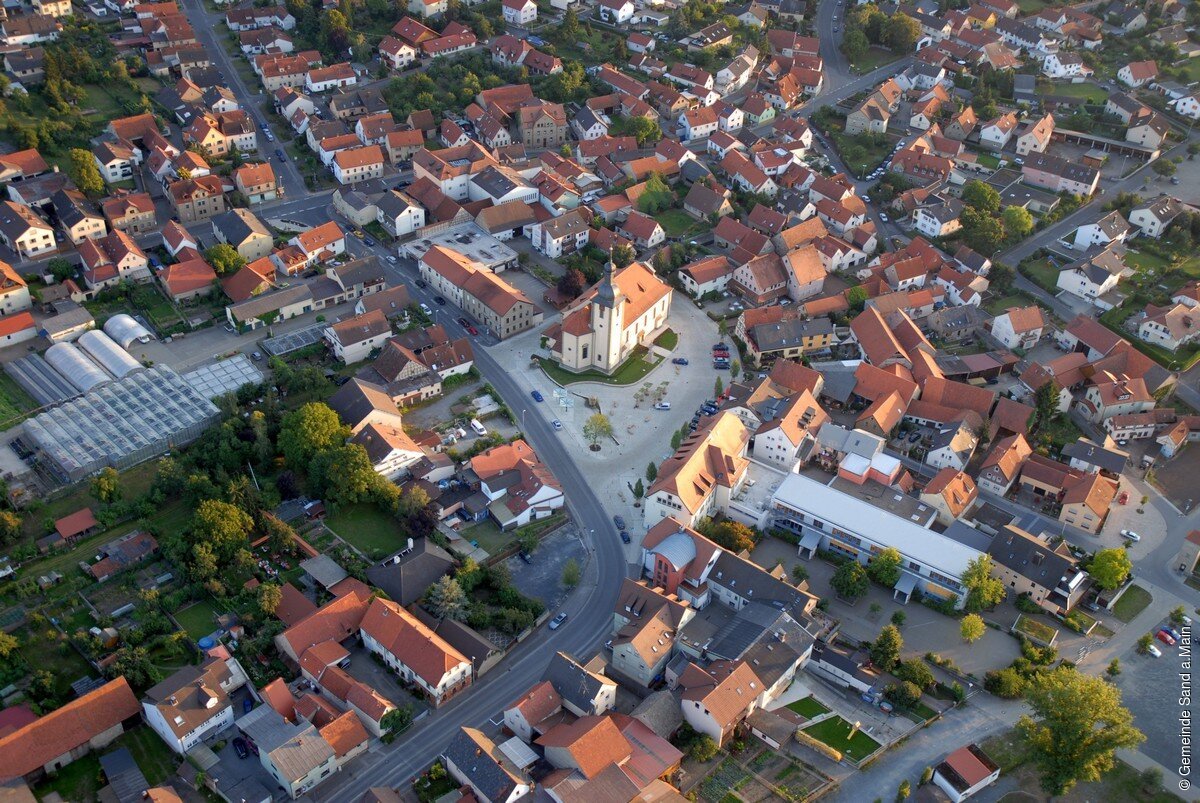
left=1118, top=492, right=1129, bottom=505
left=1157, top=630, right=1177, bottom=646
left=467, top=325, right=479, bottom=336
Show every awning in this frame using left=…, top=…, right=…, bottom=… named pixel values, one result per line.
left=498, top=736, right=539, bottom=769
left=894, top=573, right=919, bottom=598
left=800, top=529, right=822, bottom=553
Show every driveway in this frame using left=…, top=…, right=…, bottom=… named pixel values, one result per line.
left=344, top=643, right=429, bottom=718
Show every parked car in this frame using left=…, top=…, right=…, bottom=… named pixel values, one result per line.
left=233, top=738, right=249, bottom=759
left=1121, top=529, right=1141, bottom=542
left=457, top=317, right=470, bottom=327
left=672, top=357, right=689, bottom=365
left=654, top=402, right=671, bottom=410
left=275, top=148, right=286, bottom=162
left=713, top=361, right=730, bottom=369
left=712, top=342, right=728, bottom=350
left=415, top=278, right=427, bottom=288
left=364, top=237, right=376, bottom=247
left=243, top=698, right=254, bottom=714
left=1148, top=644, right=1163, bottom=657
left=1158, top=629, right=1177, bottom=646
left=467, top=325, right=479, bottom=335
left=1165, top=626, right=1183, bottom=641
left=419, top=302, right=432, bottom=315
left=549, top=612, right=568, bottom=629
left=386, top=255, right=397, bottom=264
left=519, top=551, right=533, bottom=564
left=250, top=351, right=263, bottom=361
left=434, top=296, right=447, bottom=305
left=620, top=531, right=631, bottom=544
left=613, top=514, right=626, bottom=529
left=552, top=420, right=562, bottom=430
left=531, top=390, right=545, bottom=402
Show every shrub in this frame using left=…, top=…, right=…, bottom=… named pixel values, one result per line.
left=984, top=668, right=1025, bottom=699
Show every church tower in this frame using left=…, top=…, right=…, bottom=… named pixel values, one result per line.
left=590, top=249, right=625, bottom=372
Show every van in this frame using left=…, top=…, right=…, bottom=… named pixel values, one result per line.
left=469, top=418, right=487, bottom=436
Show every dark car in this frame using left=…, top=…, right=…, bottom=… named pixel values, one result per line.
left=434, top=296, right=447, bottom=305
left=275, top=148, right=286, bottom=162
left=519, top=550, right=533, bottom=564
left=908, top=431, right=922, bottom=443
left=713, top=361, right=730, bottom=369
left=243, top=697, right=254, bottom=714
left=458, top=317, right=470, bottom=327
left=613, top=514, right=626, bottom=529
left=672, top=357, right=689, bottom=365
left=713, top=342, right=728, bottom=350
left=620, top=530, right=631, bottom=544
left=415, top=278, right=427, bottom=288
left=364, top=237, right=376, bottom=247
left=233, top=738, right=249, bottom=759
left=531, top=390, right=545, bottom=402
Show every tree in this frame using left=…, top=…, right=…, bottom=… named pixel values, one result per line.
left=891, top=610, right=906, bottom=627
left=557, top=268, right=586, bottom=299
left=960, top=613, right=986, bottom=643
left=612, top=244, right=636, bottom=270
left=637, top=172, right=674, bottom=214
left=105, top=646, right=160, bottom=691
left=205, top=243, right=246, bottom=276
left=279, top=402, right=350, bottom=467
left=0, top=631, right=18, bottom=660
left=1033, top=380, right=1060, bottom=426
left=66, top=147, right=104, bottom=196
left=1089, top=548, right=1132, bottom=591
left=842, top=27, right=869, bottom=61
left=962, top=180, right=1002, bottom=214
left=689, top=734, right=719, bottom=762
left=791, top=564, right=809, bottom=583
left=613, top=115, right=663, bottom=147
left=311, top=444, right=397, bottom=509
left=632, top=478, right=644, bottom=499
left=884, top=680, right=922, bottom=709
left=561, top=558, right=580, bottom=588
left=646, top=461, right=658, bottom=482
left=1137, top=633, right=1154, bottom=654
left=191, top=500, right=254, bottom=563
left=867, top=546, right=902, bottom=587
left=91, top=466, right=121, bottom=503
left=1172, top=606, right=1188, bottom=626
left=870, top=624, right=903, bottom=672
left=561, top=7, right=580, bottom=39
left=700, top=519, right=756, bottom=552
left=1153, top=159, right=1177, bottom=177
left=426, top=576, right=468, bottom=621
left=962, top=555, right=1006, bottom=612
left=846, top=285, right=869, bottom=312
left=670, top=429, right=683, bottom=449
left=961, top=207, right=1006, bottom=255
left=884, top=13, right=921, bottom=52
left=831, top=561, right=869, bottom=601
left=47, top=257, right=75, bottom=283
left=1107, top=658, right=1121, bottom=677
left=1018, top=667, right=1145, bottom=795
left=1002, top=206, right=1034, bottom=241
left=257, top=583, right=282, bottom=616
left=984, top=667, right=1025, bottom=698
left=380, top=705, right=414, bottom=740
left=583, top=413, right=614, bottom=446
left=0, top=511, right=20, bottom=544
left=714, top=376, right=724, bottom=397
left=895, top=658, right=934, bottom=690
left=896, top=779, right=911, bottom=802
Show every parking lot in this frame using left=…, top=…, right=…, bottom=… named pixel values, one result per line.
left=1112, top=620, right=1192, bottom=774
left=504, top=524, right=588, bottom=612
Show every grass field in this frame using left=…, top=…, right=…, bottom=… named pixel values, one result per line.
left=539, top=347, right=664, bottom=386
left=786, top=696, right=830, bottom=718
left=802, top=716, right=881, bottom=761
left=850, top=46, right=901, bottom=75
left=1039, top=81, right=1106, bottom=103
left=19, top=460, right=162, bottom=543
left=985, top=292, right=1039, bottom=316
left=175, top=599, right=220, bottom=641
left=654, top=329, right=678, bottom=349
left=1021, top=257, right=1060, bottom=293
left=0, top=372, right=38, bottom=428
left=325, top=503, right=403, bottom=561
left=657, top=209, right=706, bottom=238
left=1112, top=584, right=1152, bottom=623
left=460, top=512, right=566, bottom=557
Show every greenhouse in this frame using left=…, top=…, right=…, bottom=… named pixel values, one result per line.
left=77, top=331, right=143, bottom=379
left=22, top=365, right=220, bottom=482
left=103, top=313, right=153, bottom=349
left=45, top=343, right=110, bottom=394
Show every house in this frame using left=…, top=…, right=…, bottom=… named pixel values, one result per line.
left=990, top=306, right=1046, bottom=349
left=0, top=201, right=54, bottom=258
left=0, top=311, right=37, bottom=346
left=142, top=655, right=248, bottom=754
left=678, top=106, right=719, bottom=142
left=617, top=211, right=665, bottom=250
left=845, top=98, right=890, bottom=136
left=470, top=439, right=563, bottom=529
left=1118, top=60, right=1157, bottom=88
left=1, top=14, right=62, bottom=46
left=1059, top=471, right=1117, bottom=533
left=419, top=246, right=542, bottom=340
left=235, top=705, right=343, bottom=799
left=0, top=261, right=30, bottom=317
left=1072, top=211, right=1129, bottom=251
left=1127, top=113, right=1171, bottom=149
left=1082, top=371, right=1155, bottom=423
left=977, top=433, right=1033, bottom=495
left=102, top=192, right=157, bottom=236
left=1042, top=52, right=1091, bottom=79
left=923, top=419, right=980, bottom=471
left=290, top=221, right=346, bottom=265
left=1016, top=114, right=1054, bottom=155
left=1022, top=154, right=1100, bottom=196
left=676, top=660, right=763, bottom=745
left=979, top=113, right=1018, bottom=150
left=168, top=175, right=226, bottom=223
left=332, top=145, right=386, bottom=185
left=92, top=140, right=140, bottom=184
left=644, top=412, right=748, bottom=528
left=1129, top=195, right=1184, bottom=238
left=233, top=162, right=280, bottom=203
left=598, top=0, right=635, bottom=24
left=158, top=257, right=218, bottom=302
left=988, top=524, right=1090, bottom=610
left=0, top=678, right=139, bottom=783
left=501, top=0, right=536, bottom=25
left=1139, top=303, right=1200, bottom=352
left=78, top=230, right=150, bottom=291
left=443, top=727, right=532, bottom=803
left=934, top=744, right=1002, bottom=802
left=361, top=597, right=472, bottom=706
left=325, top=310, right=391, bottom=364
left=920, top=468, right=978, bottom=526
left=1056, top=247, right=1128, bottom=302
left=367, top=537, right=455, bottom=604
left=212, top=208, right=273, bottom=262
left=914, top=199, right=964, bottom=239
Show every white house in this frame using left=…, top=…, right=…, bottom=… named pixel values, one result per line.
left=142, top=655, right=248, bottom=754
left=1071, top=211, right=1129, bottom=251
left=1129, top=195, right=1183, bottom=238
left=914, top=200, right=964, bottom=239
left=1118, top=60, right=1158, bottom=88
left=502, top=0, right=537, bottom=25
left=325, top=309, right=391, bottom=364
left=1173, top=92, right=1200, bottom=121
left=597, top=0, right=635, bottom=24
left=360, top=598, right=473, bottom=707
left=1056, top=248, right=1128, bottom=302
left=979, top=113, right=1018, bottom=150
left=1042, top=52, right=1090, bottom=79
left=933, top=745, right=1001, bottom=803
left=990, top=305, right=1046, bottom=350
left=530, top=209, right=590, bottom=259
left=678, top=106, right=720, bottom=142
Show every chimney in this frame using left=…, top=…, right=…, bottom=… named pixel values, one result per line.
left=407, top=537, right=414, bottom=551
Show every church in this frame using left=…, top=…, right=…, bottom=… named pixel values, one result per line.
left=541, top=256, right=673, bottom=375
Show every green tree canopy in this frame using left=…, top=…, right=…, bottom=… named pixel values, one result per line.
left=884, top=13, right=921, bottom=53
left=1002, top=206, right=1034, bottom=241
left=870, top=624, right=903, bottom=672
left=867, top=546, right=902, bottom=587
left=962, top=554, right=1006, bottom=612
left=427, top=575, right=468, bottom=621
left=279, top=402, right=350, bottom=467
left=205, top=244, right=247, bottom=276
left=831, top=560, right=869, bottom=601
left=960, top=613, right=986, bottom=643
left=962, top=180, right=1002, bottom=214
left=91, top=466, right=121, bottom=504
left=1089, top=548, right=1133, bottom=591
left=67, top=147, right=104, bottom=196
left=1018, top=667, right=1145, bottom=795
left=583, top=413, right=614, bottom=446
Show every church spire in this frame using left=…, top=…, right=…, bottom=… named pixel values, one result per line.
left=595, top=244, right=619, bottom=309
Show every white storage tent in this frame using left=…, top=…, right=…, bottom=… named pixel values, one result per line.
left=77, top=331, right=142, bottom=379
left=103, top=314, right=153, bottom=349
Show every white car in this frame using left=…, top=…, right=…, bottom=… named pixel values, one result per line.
left=654, top=402, right=671, bottom=410
left=419, top=302, right=433, bottom=315
left=880, top=213, right=889, bottom=222
left=1148, top=644, right=1163, bottom=658
left=1121, top=529, right=1141, bottom=542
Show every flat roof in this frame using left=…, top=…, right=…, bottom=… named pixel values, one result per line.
left=772, top=473, right=982, bottom=580
left=183, top=355, right=264, bottom=400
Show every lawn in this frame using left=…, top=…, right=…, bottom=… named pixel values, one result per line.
left=20, top=459, right=161, bottom=543
left=1112, top=583, right=1152, bottom=623
left=1039, top=82, right=1106, bottom=104
left=1037, top=413, right=1085, bottom=454
left=117, top=725, right=180, bottom=785
left=985, top=292, right=1039, bottom=316
left=539, top=347, right=664, bottom=386
left=15, top=623, right=94, bottom=699
left=1124, top=249, right=1172, bottom=273
left=0, top=371, right=39, bottom=427
left=802, top=716, right=881, bottom=761
left=827, top=126, right=896, bottom=177
left=786, top=696, right=829, bottom=718
left=976, top=152, right=1001, bottom=170
left=657, top=209, right=705, bottom=238
left=459, top=512, right=566, bottom=557
left=1021, top=257, right=1060, bottom=293
left=1014, top=613, right=1059, bottom=645
left=32, top=726, right=180, bottom=801
left=175, top=599, right=221, bottom=642
left=654, top=328, right=678, bottom=350
left=325, top=502, right=404, bottom=561
left=850, top=46, right=901, bottom=75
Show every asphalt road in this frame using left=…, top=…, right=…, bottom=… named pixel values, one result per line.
left=304, top=244, right=631, bottom=801
left=177, top=0, right=309, bottom=199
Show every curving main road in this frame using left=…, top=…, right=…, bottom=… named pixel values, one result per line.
left=308, top=254, right=630, bottom=801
